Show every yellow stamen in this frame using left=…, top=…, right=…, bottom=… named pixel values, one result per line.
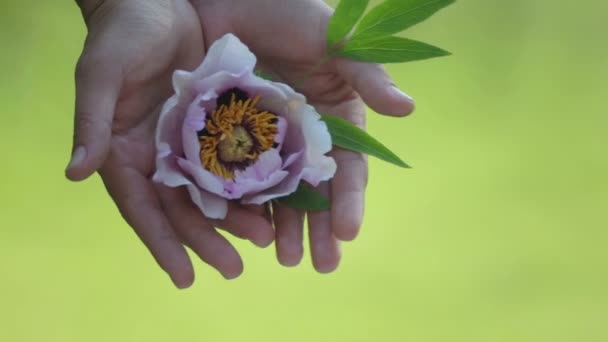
left=199, top=92, right=279, bottom=179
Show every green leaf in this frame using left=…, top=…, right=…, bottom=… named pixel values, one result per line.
left=254, top=70, right=274, bottom=81
left=321, top=114, right=409, bottom=168
left=336, top=36, right=450, bottom=63
left=276, top=183, right=330, bottom=211
left=327, top=0, right=370, bottom=50
left=353, top=0, right=455, bottom=40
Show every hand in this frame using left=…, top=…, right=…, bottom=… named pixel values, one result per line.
left=67, top=0, right=275, bottom=288
left=191, top=0, right=415, bottom=272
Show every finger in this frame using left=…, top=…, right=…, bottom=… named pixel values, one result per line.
left=335, top=59, right=415, bottom=117
left=242, top=204, right=265, bottom=217
left=307, top=182, right=341, bottom=273
left=100, top=165, right=194, bottom=289
left=241, top=203, right=274, bottom=224
left=273, top=203, right=305, bottom=267
left=158, top=187, right=244, bottom=280
left=66, top=53, right=122, bottom=181
left=218, top=0, right=333, bottom=62
left=213, top=203, right=275, bottom=248
left=331, top=147, right=368, bottom=241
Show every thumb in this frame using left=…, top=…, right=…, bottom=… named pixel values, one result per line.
left=65, top=55, right=121, bottom=181
left=335, top=59, right=416, bottom=117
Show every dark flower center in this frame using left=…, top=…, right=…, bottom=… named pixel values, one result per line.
left=197, top=88, right=279, bottom=179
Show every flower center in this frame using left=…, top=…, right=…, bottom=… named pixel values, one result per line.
left=217, top=125, right=254, bottom=163
left=198, top=88, right=279, bottom=179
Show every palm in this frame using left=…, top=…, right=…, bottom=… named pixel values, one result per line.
left=73, top=0, right=275, bottom=287
left=100, top=4, right=202, bottom=179
left=191, top=0, right=412, bottom=270
left=71, top=0, right=413, bottom=285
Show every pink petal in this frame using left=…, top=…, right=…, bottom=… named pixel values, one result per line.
left=186, top=184, right=228, bottom=219
left=156, top=33, right=336, bottom=217
left=274, top=116, right=287, bottom=148
left=181, top=89, right=219, bottom=171
left=152, top=143, right=190, bottom=187
left=243, top=150, right=303, bottom=204
left=177, top=158, right=224, bottom=195
left=240, top=169, right=290, bottom=205
left=242, top=89, right=336, bottom=203
left=190, top=33, right=257, bottom=81
left=182, top=96, right=207, bottom=166
left=154, top=95, right=190, bottom=187
left=235, top=150, right=289, bottom=200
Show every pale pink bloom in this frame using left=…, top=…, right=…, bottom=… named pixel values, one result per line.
left=153, top=34, right=336, bottom=219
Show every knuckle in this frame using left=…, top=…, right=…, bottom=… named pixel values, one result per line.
left=341, top=111, right=366, bottom=129
left=118, top=195, right=155, bottom=223
left=74, top=113, right=112, bottom=144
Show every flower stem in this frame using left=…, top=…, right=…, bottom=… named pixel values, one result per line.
left=295, top=53, right=333, bottom=89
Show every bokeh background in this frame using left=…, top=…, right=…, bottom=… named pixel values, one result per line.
left=1, top=0, right=607, bottom=341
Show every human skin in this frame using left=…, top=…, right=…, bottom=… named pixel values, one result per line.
left=69, top=0, right=414, bottom=288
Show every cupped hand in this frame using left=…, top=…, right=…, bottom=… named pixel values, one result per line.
left=191, top=0, right=415, bottom=272
left=67, top=0, right=275, bottom=288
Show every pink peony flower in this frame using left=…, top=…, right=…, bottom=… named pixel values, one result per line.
left=153, top=34, right=337, bottom=219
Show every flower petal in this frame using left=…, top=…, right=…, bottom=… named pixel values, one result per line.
left=191, top=33, right=257, bottom=81
left=240, top=169, right=290, bottom=205
left=274, top=116, right=288, bottom=148
left=235, top=150, right=290, bottom=201
left=244, top=95, right=336, bottom=203
left=243, top=151, right=303, bottom=204
left=154, top=95, right=191, bottom=187
left=156, top=95, right=183, bottom=153
left=152, top=143, right=191, bottom=187
left=295, top=106, right=337, bottom=186
left=177, top=158, right=224, bottom=195
left=182, top=95, right=207, bottom=165
left=186, top=184, right=228, bottom=219
left=156, top=34, right=337, bottom=217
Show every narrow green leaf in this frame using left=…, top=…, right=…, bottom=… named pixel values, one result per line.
left=353, top=0, right=455, bottom=40
left=336, top=36, right=450, bottom=63
left=327, top=0, right=370, bottom=50
left=276, top=183, right=330, bottom=211
left=254, top=70, right=274, bottom=81
left=321, top=114, right=409, bottom=168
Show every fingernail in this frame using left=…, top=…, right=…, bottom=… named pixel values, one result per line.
left=390, top=85, right=415, bottom=103
left=67, top=146, right=87, bottom=170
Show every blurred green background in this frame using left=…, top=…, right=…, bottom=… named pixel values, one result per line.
left=1, top=0, right=607, bottom=341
